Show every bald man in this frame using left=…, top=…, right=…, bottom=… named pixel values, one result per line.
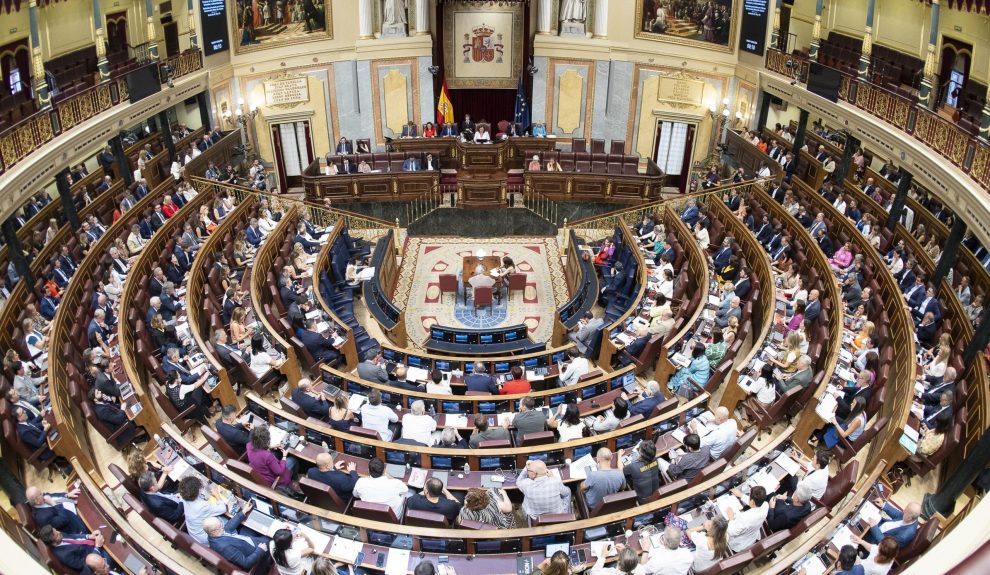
left=516, top=459, right=571, bottom=520
left=307, top=452, right=359, bottom=499
left=82, top=552, right=147, bottom=575
left=203, top=508, right=271, bottom=572
left=862, top=500, right=922, bottom=549
left=691, top=406, right=739, bottom=459
left=26, top=486, right=86, bottom=533
left=715, top=296, right=742, bottom=328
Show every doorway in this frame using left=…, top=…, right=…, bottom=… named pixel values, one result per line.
left=938, top=38, right=972, bottom=109
left=270, top=120, right=314, bottom=192
left=106, top=11, right=129, bottom=56
left=653, top=119, right=697, bottom=192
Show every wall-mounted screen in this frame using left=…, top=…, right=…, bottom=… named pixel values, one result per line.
left=739, top=0, right=770, bottom=55
left=199, top=0, right=230, bottom=56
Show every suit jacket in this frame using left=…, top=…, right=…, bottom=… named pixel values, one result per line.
left=307, top=467, right=360, bottom=499
left=149, top=277, right=165, bottom=297
left=629, top=393, right=663, bottom=417
left=40, top=297, right=58, bottom=320
left=865, top=503, right=919, bottom=548
left=914, top=297, right=942, bottom=322
left=174, top=247, right=193, bottom=272
left=805, top=299, right=821, bottom=322
left=138, top=219, right=153, bottom=240
left=94, top=401, right=136, bottom=443
left=294, top=233, right=321, bottom=253
left=296, top=329, right=340, bottom=363
left=134, top=184, right=149, bottom=199
left=245, top=226, right=263, bottom=247
left=401, top=125, right=418, bottom=137
left=208, top=512, right=267, bottom=570
left=160, top=294, right=180, bottom=320
left=464, top=373, right=499, bottom=394
left=356, top=360, right=389, bottom=384
left=666, top=447, right=712, bottom=482
left=339, top=162, right=357, bottom=174
left=31, top=498, right=86, bottom=533
left=904, top=285, right=925, bottom=309
left=817, top=235, right=835, bottom=258
left=734, top=278, right=751, bottom=300
left=712, top=246, right=733, bottom=270
left=921, top=381, right=954, bottom=406
left=776, top=368, right=813, bottom=394
left=52, top=539, right=102, bottom=571
left=216, top=421, right=250, bottom=455
left=621, top=335, right=650, bottom=364
left=17, top=417, right=49, bottom=450
left=336, top=142, right=354, bottom=154
left=291, top=388, right=330, bottom=419
left=142, top=491, right=185, bottom=523
left=767, top=498, right=812, bottom=532
left=402, top=159, right=421, bottom=171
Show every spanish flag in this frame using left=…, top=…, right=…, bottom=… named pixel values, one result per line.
left=436, top=78, right=454, bottom=126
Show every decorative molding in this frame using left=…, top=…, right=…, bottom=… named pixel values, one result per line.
left=546, top=58, right=596, bottom=139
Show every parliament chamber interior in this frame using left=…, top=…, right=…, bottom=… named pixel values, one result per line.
left=3, top=0, right=990, bottom=573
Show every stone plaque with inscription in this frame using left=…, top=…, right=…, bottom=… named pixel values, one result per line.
left=264, top=77, right=310, bottom=107
left=657, top=77, right=705, bottom=106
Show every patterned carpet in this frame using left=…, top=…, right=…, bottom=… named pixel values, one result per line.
left=395, top=237, right=570, bottom=348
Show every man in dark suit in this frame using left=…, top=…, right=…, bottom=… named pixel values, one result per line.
left=173, top=240, right=194, bottom=272
left=733, top=269, right=751, bottom=300
left=335, top=137, right=354, bottom=154
left=626, top=380, right=664, bottom=417
left=203, top=504, right=272, bottom=573
left=357, top=351, right=390, bottom=384
left=95, top=176, right=112, bottom=194
left=291, top=379, right=332, bottom=419
left=843, top=277, right=863, bottom=312
left=26, top=487, right=87, bottom=533
left=134, top=178, right=150, bottom=199
left=921, top=392, right=953, bottom=429
left=725, top=189, right=741, bottom=212
left=402, top=155, right=421, bottom=171
left=804, top=290, right=822, bottom=322
left=307, top=452, right=359, bottom=499
left=400, top=122, right=418, bottom=138
left=59, top=246, right=78, bottom=276
left=296, top=319, right=341, bottom=364
left=440, top=123, right=459, bottom=137
left=754, top=217, right=773, bottom=246
left=815, top=228, right=834, bottom=259
left=294, top=223, right=321, bottom=253
left=922, top=366, right=955, bottom=397
left=91, top=389, right=142, bottom=448
left=461, top=114, right=475, bottom=135
left=14, top=406, right=54, bottom=461
left=712, top=238, right=734, bottom=270
left=138, top=471, right=184, bottom=523
left=98, top=147, right=115, bottom=175
left=221, top=288, right=242, bottom=326
left=912, top=285, right=942, bottom=324
left=617, top=326, right=650, bottom=367
left=464, top=362, right=499, bottom=394
left=245, top=219, right=264, bottom=247
left=664, top=433, right=712, bottom=482
left=216, top=405, right=251, bottom=456
left=39, top=526, right=107, bottom=572
left=767, top=484, right=813, bottom=532
left=776, top=357, right=814, bottom=394
left=286, top=298, right=310, bottom=331
left=340, top=158, right=357, bottom=174
left=279, top=277, right=299, bottom=307
left=213, top=331, right=248, bottom=368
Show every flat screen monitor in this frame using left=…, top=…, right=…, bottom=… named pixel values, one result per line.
left=342, top=441, right=373, bottom=458
left=435, top=360, right=451, bottom=372
left=549, top=394, right=566, bottom=407
left=572, top=444, right=593, bottom=460
left=407, top=355, right=424, bottom=367
left=505, top=330, right=519, bottom=341
left=382, top=348, right=399, bottom=362
left=368, top=531, right=396, bottom=547
left=523, top=357, right=539, bottom=368
left=455, top=334, right=469, bottom=344
left=553, top=351, right=567, bottom=363
left=581, top=385, right=599, bottom=400
left=384, top=450, right=407, bottom=465
left=480, top=334, right=494, bottom=344
left=493, top=362, right=510, bottom=373
left=199, top=0, right=230, bottom=55
left=430, top=456, right=453, bottom=469
left=477, top=401, right=497, bottom=414
left=441, top=401, right=463, bottom=413
left=807, top=62, right=841, bottom=102
left=431, top=328, right=446, bottom=340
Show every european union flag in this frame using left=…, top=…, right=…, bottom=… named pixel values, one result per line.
left=513, top=77, right=530, bottom=134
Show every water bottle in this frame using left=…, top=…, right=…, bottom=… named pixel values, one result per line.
left=463, top=461, right=471, bottom=475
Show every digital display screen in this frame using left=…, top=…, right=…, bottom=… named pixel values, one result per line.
left=549, top=394, right=566, bottom=407
left=343, top=441, right=372, bottom=458
left=442, top=401, right=463, bottom=413
left=505, top=330, right=519, bottom=341
left=553, top=352, right=567, bottom=363
left=408, top=356, right=424, bottom=367
left=435, top=361, right=450, bottom=371
left=431, top=328, right=445, bottom=340
left=479, top=457, right=501, bottom=470
left=480, top=334, right=494, bottom=344
left=572, top=445, right=592, bottom=459
left=431, top=456, right=453, bottom=469
left=524, top=358, right=539, bottom=368
left=494, top=362, right=510, bottom=373
left=582, top=385, right=598, bottom=399
left=739, top=0, right=770, bottom=55
left=455, top=334, right=469, bottom=343
left=383, top=348, right=398, bottom=361
left=199, top=0, right=230, bottom=56
left=385, top=450, right=407, bottom=464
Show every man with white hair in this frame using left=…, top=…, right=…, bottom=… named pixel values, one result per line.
left=692, top=406, right=738, bottom=459
left=25, top=486, right=86, bottom=533
left=401, top=400, right=437, bottom=445
left=516, top=459, right=571, bottom=520
left=642, top=525, right=693, bottom=574
left=715, top=296, right=742, bottom=328
left=767, top=483, right=813, bottom=531
left=618, top=324, right=651, bottom=367
left=290, top=378, right=331, bottom=420
left=862, top=500, right=922, bottom=548
left=626, top=380, right=665, bottom=417
left=776, top=355, right=814, bottom=394
left=203, top=504, right=271, bottom=572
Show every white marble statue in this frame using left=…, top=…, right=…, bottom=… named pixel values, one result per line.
left=560, top=0, right=587, bottom=23
left=383, top=0, right=408, bottom=25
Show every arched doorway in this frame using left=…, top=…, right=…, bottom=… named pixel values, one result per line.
left=938, top=38, right=972, bottom=109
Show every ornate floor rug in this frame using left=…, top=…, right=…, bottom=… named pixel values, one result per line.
left=394, top=237, right=570, bottom=348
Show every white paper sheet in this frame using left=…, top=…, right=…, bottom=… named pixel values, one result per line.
left=715, top=493, right=743, bottom=518
left=298, top=524, right=333, bottom=553
left=567, top=453, right=598, bottom=481
left=774, top=453, right=802, bottom=477
left=384, top=549, right=411, bottom=575
left=328, top=536, right=363, bottom=563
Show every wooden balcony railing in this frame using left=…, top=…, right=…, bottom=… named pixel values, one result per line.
left=764, top=48, right=990, bottom=192
left=0, top=49, right=203, bottom=179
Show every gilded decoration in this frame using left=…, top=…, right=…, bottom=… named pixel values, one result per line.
left=231, top=0, right=333, bottom=55
left=634, top=0, right=737, bottom=53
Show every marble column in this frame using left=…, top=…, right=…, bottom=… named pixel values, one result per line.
left=918, top=0, right=940, bottom=107
left=858, top=0, right=877, bottom=80
left=188, top=0, right=198, bottom=50
left=592, top=0, right=608, bottom=38
left=415, top=0, right=429, bottom=35
left=808, top=0, right=824, bottom=62
left=93, top=0, right=110, bottom=81
left=536, top=0, right=553, bottom=35
left=146, top=0, right=159, bottom=60
left=359, top=0, right=374, bottom=39
left=28, top=0, right=50, bottom=108
left=770, top=0, right=782, bottom=51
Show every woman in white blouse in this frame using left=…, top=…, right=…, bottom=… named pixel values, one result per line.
left=547, top=403, right=586, bottom=441
left=694, top=221, right=710, bottom=250
left=687, top=516, right=730, bottom=573
left=743, top=364, right=777, bottom=407
left=249, top=334, right=281, bottom=377
left=270, top=528, right=318, bottom=575
left=853, top=535, right=898, bottom=575
left=924, top=346, right=949, bottom=380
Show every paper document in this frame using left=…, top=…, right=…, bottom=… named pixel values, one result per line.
left=715, top=493, right=743, bottom=518
left=358, top=267, right=376, bottom=281
left=406, top=366, right=429, bottom=382
left=567, top=453, right=598, bottom=480
left=407, top=468, right=429, bottom=489
left=815, top=394, right=838, bottom=421
left=445, top=414, right=468, bottom=428
left=590, top=540, right=616, bottom=559
left=305, top=309, right=322, bottom=320
left=268, top=425, right=288, bottom=447
left=384, top=549, right=411, bottom=575
left=830, top=525, right=857, bottom=551
left=525, top=370, right=545, bottom=381
left=857, top=501, right=882, bottom=526
left=166, top=458, right=191, bottom=482
left=797, top=555, right=827, bottom=575
left=774, top=453, right=802, bottom=477
left=297, top=524, right=332, bottom=553
left=348, top=394, right=368, bottom=411
left=328, top=536, right=363, bottom=563
left=749, top=469, right=780, bottom=493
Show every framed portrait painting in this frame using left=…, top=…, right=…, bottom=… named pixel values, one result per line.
left=635, top=0, right=736, bottom=53
left=231, top=0, right=333, bottom=54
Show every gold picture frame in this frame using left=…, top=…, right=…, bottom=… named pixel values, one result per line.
left=443, top=1, right=525, bottom=90
left=634, top=0, right=736, bottom=54
left=231, top=0, right=333, bottom=55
